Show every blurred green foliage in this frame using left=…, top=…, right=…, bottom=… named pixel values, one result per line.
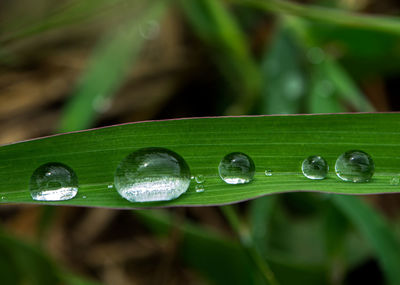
left=1, top=0, right=400, bottom=284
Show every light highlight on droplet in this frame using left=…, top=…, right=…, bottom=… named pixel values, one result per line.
left=264, top=169, right=272, bottom=176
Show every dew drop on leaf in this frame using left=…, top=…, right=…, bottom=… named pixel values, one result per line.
left=218, top=152, right=255, bottom=184
left=335, top=150, right=374, bottom=182
left=195, top=184, right=205, bottom=193
left=264, top=169, right=272, bottom=176
left=390, top=177, right=399, bottom=186
left=114, top=147, right=191, bottom=202
left=29, top=162, right=78, bottom=201
left=302, top=155, right=328, bottom=180
left=195, top=175, right=205, bottom=184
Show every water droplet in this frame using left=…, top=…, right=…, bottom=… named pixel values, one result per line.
left=1, top=196, right=5, bottom=200
left=139, top=20, right=160, bottom=40
left=335, top=150, right=374, bottom=182
left=195, top=184, right=205, bottom=193
left=264, top=169, right=272, bottom=176
left=107, top=184, right=113, bottom=189
left=82, top=195, right=87, bottom=199
left=218, top=152, right=255, bottom=184
left=29, top=162, right=78, bottom=201
left=390, top=177, right=399, bottom=186
left=195, top=175, right=205, bottom=184
left=302, top=155, right=328, bottom=180
left=114, top=147, right=191, bottom=202
left=307, top=47, right=325, bottom=64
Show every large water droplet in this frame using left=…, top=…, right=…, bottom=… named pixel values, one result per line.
left=335, top=150, right=374, bottom=182
left=29, top=162, right=78, bottom=201
left=218, top=152, right=255, bottom=184
left=114, top=147, right=191, bottom=202
left=302, top=155, right=328, bottom=180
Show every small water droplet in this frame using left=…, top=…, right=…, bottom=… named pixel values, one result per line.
left=307, top=47, right=325, bottom=64
left=107, top=184, right=113, bottom=189
left=264, top=169, right=272, bottom=176
left=195, top=175, right=205, bottom=184
left=218, top=152, right=255, bottom=184
left=302, top=155, right=328, bottom=180
left=390, top=177, right=399, bottom=186
left=29, top=162, right=78, bottom=201
left=83, top=195, right=87, bottom=199
left=114, top=147, right=191, bottom=202
left=335, top=150, right=374, bottom=182
left=195, top=184, right=205, bottom=193
left=139, top=20, right=160, bottom=40
left=1, top=196, right=5, bottom=200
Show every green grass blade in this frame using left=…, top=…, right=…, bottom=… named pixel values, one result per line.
left=0, top=232, right=59, bottom=285
left=1, top=113, right=400, bottom=208
left=259, top=29, right=307, bottom=115
left=221, top=205, right=280, bottom=285
left=178, top=0, right=261, bottom=114
left=0, top=0, right=122, bottom=44
left=250, top=196, right=277, bottom=258
left=235, top=0, right=400, bottom=36
left=322, top=59, right=375, bottom=112
left=308, top=59, right=374, bottom=113
left=59, top=0, right=167, bottom=132
left=136, top=209, right=328, bottom=285
left=332, top=195, right=400, bottom=285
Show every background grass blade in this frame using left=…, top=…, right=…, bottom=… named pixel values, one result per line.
left=332, top=195, right=400, bottom=285
left=1, top=113, right=400, bottom=208
left=136, top=209, right=328, bottom=285
left=178, top=0, right=261, bottom=114
left=0, top=0, right=121, bottom=44
left=59, top=0, right=167, bottom=132
left=236, top=0, right=400, bottom=36
left=259, top=29, right=307, bottom=115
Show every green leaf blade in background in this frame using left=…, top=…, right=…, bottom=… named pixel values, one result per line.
left=178, top=0, right=261, bottom=114
left=237, top=0, right=400, bottom=36
left=333, top=195, right=400, bottom=285
left=59, top=0, right=167, bottom=132
left=1, top=113, right=400, bottom=208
